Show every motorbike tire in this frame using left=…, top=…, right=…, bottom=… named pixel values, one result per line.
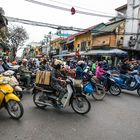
left=92, top=85, right=106, bottom=101
left=127, top=78, right=137, bottom=90
left=33, top=92, right=47, bottom=109
left=109, top=84, right=121, bottom=96
left=6, top=100, right=24, bottom=119
left=71, top=95, right=91, bottom=114
left=137, top=88, right=140, bottom=96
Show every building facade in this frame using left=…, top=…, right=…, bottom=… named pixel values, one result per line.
left=123, top=0, right=140, bottom=49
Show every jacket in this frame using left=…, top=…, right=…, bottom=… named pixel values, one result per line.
left=96, top=66, right=106, bottom=78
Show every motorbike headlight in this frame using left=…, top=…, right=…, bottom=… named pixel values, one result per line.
left=2, top=79, right=8, bottom=84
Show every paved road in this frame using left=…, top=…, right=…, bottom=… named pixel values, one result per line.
left=0, top=91, right=140, bottom=140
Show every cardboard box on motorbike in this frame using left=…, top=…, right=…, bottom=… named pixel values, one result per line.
left=35, top=70, right=51, bottom=85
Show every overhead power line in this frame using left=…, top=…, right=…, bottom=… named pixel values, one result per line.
left=7, top=16, right=140, bottom=36
left=25, top=0, right=140, bottom=20
left=25, top=0, right=114, bottom=18
left=7, top=16, right=84, bottom=31
left=45, top=0, right=114, bottom=16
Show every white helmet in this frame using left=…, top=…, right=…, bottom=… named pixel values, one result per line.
left=22, top=59, right=27, bottom=62
left=77, top=60, right=84, bottom=65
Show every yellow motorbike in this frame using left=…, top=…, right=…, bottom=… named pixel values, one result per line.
left=0, top=75, right=24, bottom=119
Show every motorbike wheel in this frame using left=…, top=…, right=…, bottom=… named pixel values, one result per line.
left=109, top=84, right=121, bottom=96
left=6, top=100, right=24, bottom=119
left=71, top=95, right=91, bottom=114
left=127, top=78, right=137, bottom=90
left=14, top=91, right=23, bottom=99
left=92, top=85, right=106, bottom=101
left=33, top=92, right=47, bottom=109
left=137, top=88, right=140, bottom=96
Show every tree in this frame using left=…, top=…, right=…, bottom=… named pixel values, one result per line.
left=7, top=25, right=29, bottom=60
left=0, top=7, right=8, bottom=42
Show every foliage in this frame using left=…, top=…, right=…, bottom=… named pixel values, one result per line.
left=8, top=25, right=29, bottom=48
left=0, top=28, right=8, bottom=41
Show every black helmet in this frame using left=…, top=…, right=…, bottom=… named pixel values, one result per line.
left=98, top=61, right=103, bottom=67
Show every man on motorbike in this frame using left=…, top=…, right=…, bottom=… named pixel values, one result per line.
left=18, top=59, right=32, bottom=87
left=119, top=58, right=132, bottom=86
left=0, top=58, right=5, bottom=73
left=40, top=59, right=52, bottom=71
left=28, top=59, right=37, bottom=72
left=75, top=61, right=85, bottom=80
left=51, top=59, right=66, bottom=104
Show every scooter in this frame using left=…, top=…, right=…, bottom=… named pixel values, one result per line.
left=112, top=71, right=140, bottom=96
left=32, top=77, right=91, bottom=114
left=100, top=71, right=121, bottom=96
left=0, top=75, right=24, bottom=119
left=2, top=70, right=23, bottom=99
left=81, top=71, right=106, bottom=101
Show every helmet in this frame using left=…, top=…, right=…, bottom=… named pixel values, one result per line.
left=98, top=61, right=103, bottom=67
left=53, top=59, right=63, bottom=69
left=77, top=61, right=84, bottom=65
left=22, top=59, right=28, bottom=64
left=54, top=59, right=63, bottom=65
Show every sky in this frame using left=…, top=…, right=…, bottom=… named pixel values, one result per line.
left=0, top=0, right=127, bottom=56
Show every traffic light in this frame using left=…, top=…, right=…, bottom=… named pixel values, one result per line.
left=71, top=7, right=76, bottom=15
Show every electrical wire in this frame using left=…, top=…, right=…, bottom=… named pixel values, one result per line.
left=7, top=16, right=140, bottom=36
left=7, top=16, right=83, bottom=31
left=25, top=0, right=114, bottom=18
left=45, top=0, right=114, bottom=16
left=25, top=0, right=140, bottom=20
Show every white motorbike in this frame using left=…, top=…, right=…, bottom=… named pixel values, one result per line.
left=2, top=70, right=23, bottom=99
left=32, top=77, right=91, bottom=114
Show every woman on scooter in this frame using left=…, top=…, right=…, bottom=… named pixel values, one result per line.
left=96, top=61, right=107, bottom=86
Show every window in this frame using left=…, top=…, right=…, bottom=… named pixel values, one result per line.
left=81, top=41, right=86, bottom=51
left=88, top=41, right=91, bottom=46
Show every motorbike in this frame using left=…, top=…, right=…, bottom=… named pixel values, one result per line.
left=0, top=75, right=24, bottom=119
left=32, top=77, right=91, bottom=114
left=111, top=70, right=140, bottom=96
left=81, top=71, right=106, bottom=101
left=16, top=72, right=36, bottom=90
left=2, top=70, right=23, bottom=99
left=100, top=71, right=121, bottom=96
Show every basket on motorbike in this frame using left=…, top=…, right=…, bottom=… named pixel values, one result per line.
left=73, top=80, right=82, bottom=93
left=35, top=70, right=51, bottom=85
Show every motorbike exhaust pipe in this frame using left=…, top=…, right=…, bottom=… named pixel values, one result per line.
left=35, top=100, right=53, bottom=107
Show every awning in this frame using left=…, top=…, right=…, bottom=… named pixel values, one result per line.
left=84, top=49, right=128, bottom=56
left=53, top=51, right=85, bottom=57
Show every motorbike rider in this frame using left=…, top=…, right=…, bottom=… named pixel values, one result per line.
left=91, top=61, right=98, bottom=74
left=96, top=61, right=107, bottom=85
left=0, top=58, right=5, bottom=73
left=28, top=59, right=37, bottom=72
left=2, top=58, right=11, bottom=71
left=18, top=59, right=32, bottom=87
left=40, top=59, right=52, bottom=71
left=51, top=59, right=66, bottom=104
left=119, top=58, right=132, bottom=86
left=75, top=61, right=85, bottom=80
